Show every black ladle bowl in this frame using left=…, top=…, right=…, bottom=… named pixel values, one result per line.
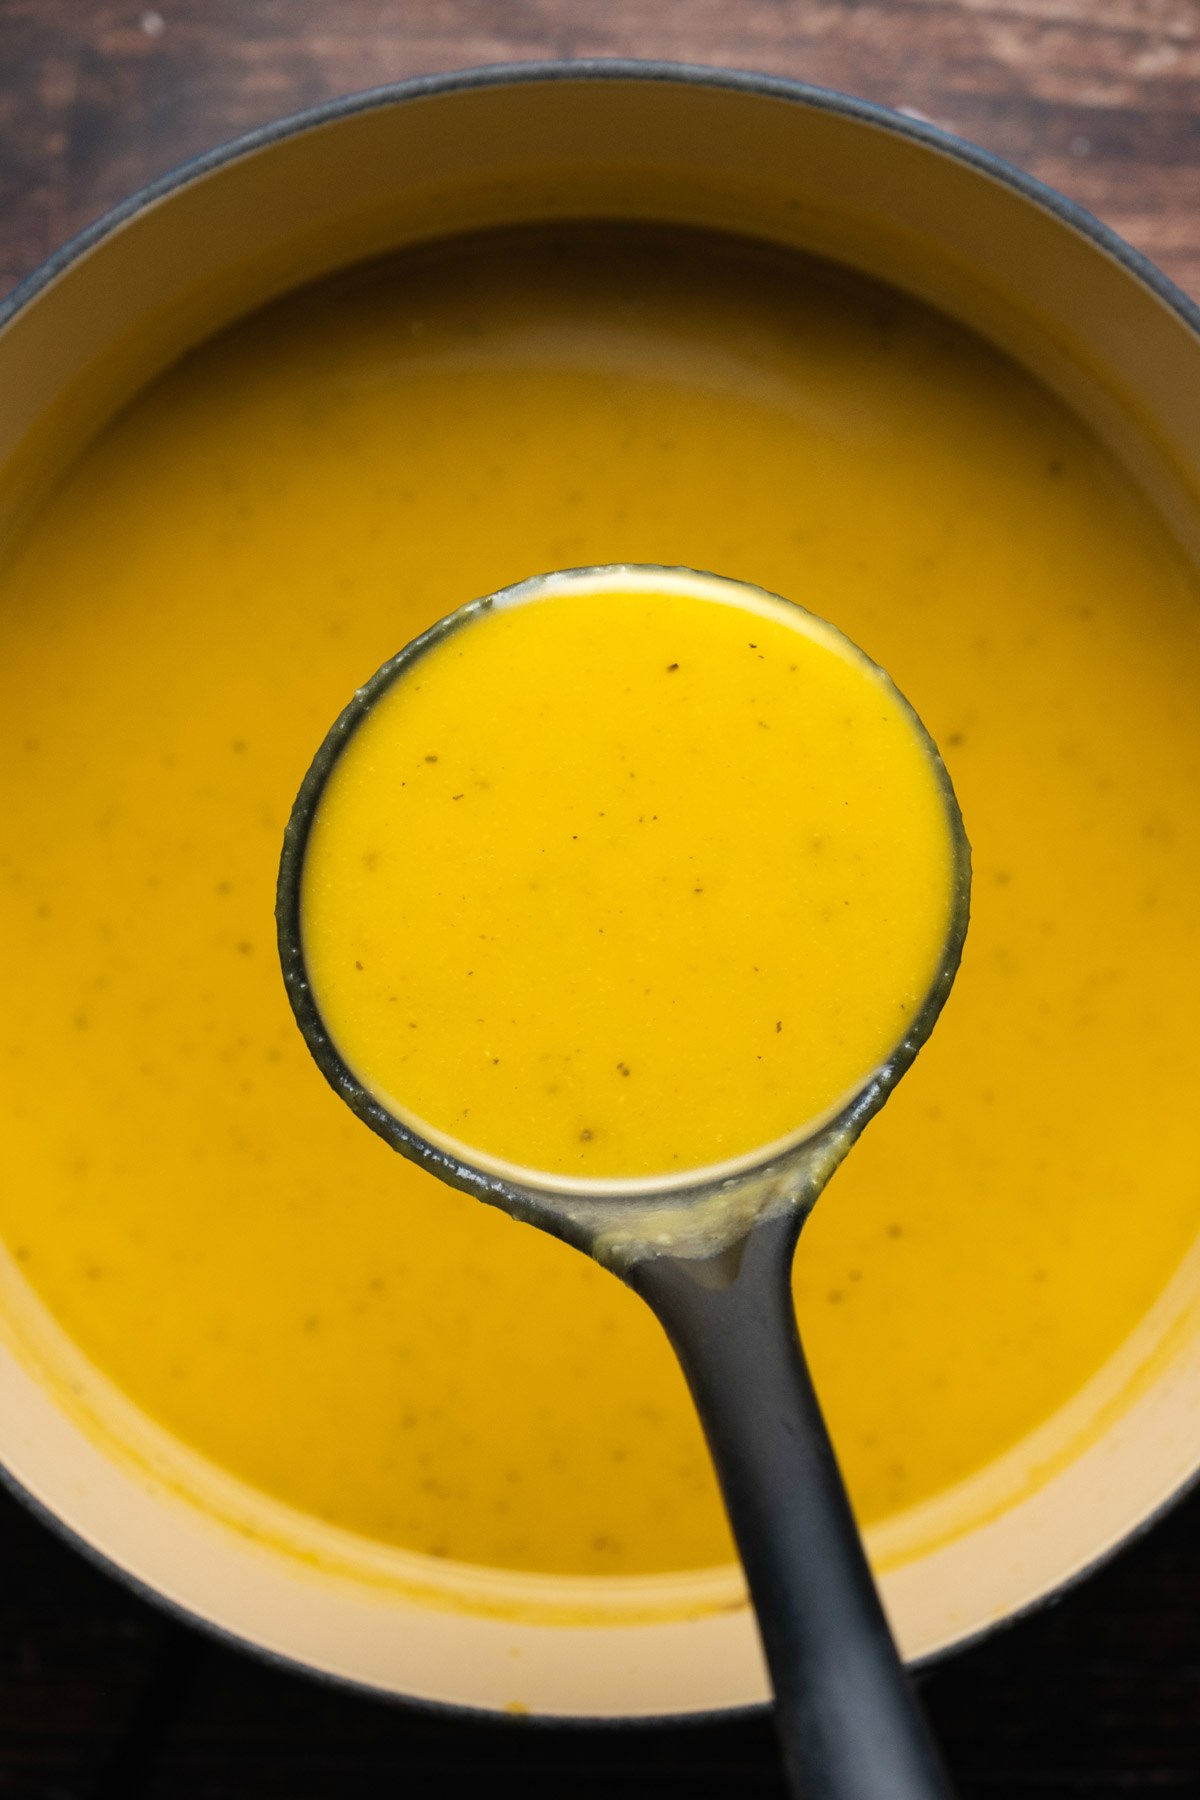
left=277, top=566, right=971, bottom=1797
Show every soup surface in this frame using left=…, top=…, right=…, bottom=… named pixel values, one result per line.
left=299, top=569, right=963, bottom=1180
left=1, top=224, right=1199, bottom=1575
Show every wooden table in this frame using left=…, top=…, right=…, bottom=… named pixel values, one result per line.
left=1, top=4, right=1198, bottom=1794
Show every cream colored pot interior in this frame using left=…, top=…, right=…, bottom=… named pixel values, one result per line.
left=2, top=70, right=1199, bottom=1719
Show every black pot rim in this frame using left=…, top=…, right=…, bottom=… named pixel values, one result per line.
left=2, top=54, right=1198, bottom=1728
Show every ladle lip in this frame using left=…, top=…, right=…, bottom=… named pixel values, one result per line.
left=277, top=564, right=971, bottom=1243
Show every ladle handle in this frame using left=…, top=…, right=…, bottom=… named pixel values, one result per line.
left=630, top=1211, right=954, bottom=1800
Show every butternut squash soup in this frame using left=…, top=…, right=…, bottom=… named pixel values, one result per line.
left=1, top=224, right=1199, bottom=1576
left=296, top=567, right=965, bottom=1183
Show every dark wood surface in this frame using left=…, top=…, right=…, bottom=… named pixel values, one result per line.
left=1, top=3, right=1199, bottom=1795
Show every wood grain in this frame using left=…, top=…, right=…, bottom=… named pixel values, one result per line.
left=0, top=3, right=1199, bottom=1796
left=0, top=0, right=1198, bottom=299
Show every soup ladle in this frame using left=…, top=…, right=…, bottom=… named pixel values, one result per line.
left=276, top=566, right=970, bottom=1799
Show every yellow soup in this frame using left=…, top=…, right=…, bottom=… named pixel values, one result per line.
left=1, top=223, right=1199, bottom=1575
left=299, top=569, right=964, bottom=1181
